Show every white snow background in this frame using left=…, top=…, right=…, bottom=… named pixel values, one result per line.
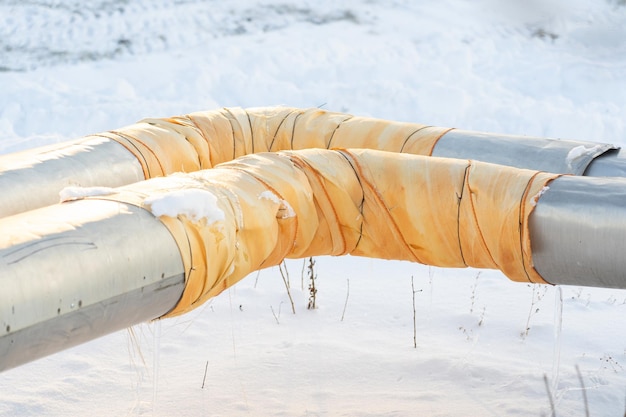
left=1, top=0, right=626, bottom=415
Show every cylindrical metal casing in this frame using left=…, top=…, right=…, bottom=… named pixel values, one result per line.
left=582, top=148, right=626, bottom=177
left=0, top=137, right=144, bottom=218
left=0, top=199, right=185, bottom=372
left=433, top=129, right=615, bottom=175
left=530, top=175, right=626, bottom=289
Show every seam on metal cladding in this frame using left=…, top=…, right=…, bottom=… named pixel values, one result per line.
left=326, top=116, right=354, bottom=149
left=268, top=109, right=297, bottom=152
left=6, top=239, right=97, bottom=265
left=153, top=278, right=186, bottom=293
left=456, top=163, right=470, bottom=267
left=336, top=150, right=365, bottom=252
left=3, top=235, right=92, bottom=260
left=399, top=125, right=431, bottom=153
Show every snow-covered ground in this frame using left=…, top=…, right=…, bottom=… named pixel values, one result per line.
left=1, top=0, right=626, bottom=415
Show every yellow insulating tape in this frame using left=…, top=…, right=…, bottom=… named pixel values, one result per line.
left=100, top=107, right=455, bottom=178
left=93, top=119, right=204, bottom=178
left=88, top=149, right=558, bottom=317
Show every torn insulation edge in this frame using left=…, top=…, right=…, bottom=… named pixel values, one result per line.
left=530, top=186, right=551, bottom=207
left=259, top=190, right=296, bottom=219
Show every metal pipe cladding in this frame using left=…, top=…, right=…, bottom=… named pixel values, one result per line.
left=0, top=199, right=185, bottom=372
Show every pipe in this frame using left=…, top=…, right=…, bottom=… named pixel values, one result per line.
left=582, top=148, right=626, bottom=177
left=0, top=199, right=185, bottom=372
left=530, top=175, right=626, bottom=289
left=1, top=107, right=624, bottom=371
left=0, top=136, right=145, bottom=218
left=432, top=129, right=616, bottom=174
left=3, top=147, right=626, bottom=371
left=0, top=106, right=617, bottom=218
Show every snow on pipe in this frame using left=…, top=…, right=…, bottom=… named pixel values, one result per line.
left=0, top=106, right=621, bottom=219
left=2, top=148, right=561, bottom=371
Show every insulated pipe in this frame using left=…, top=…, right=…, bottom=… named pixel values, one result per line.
left=3, top=148, right=626, bottom=372
left=582, top=148, right=626, bottom=177
left=0, top=200, right=185, bottom=372
left=0, top=106, right=618, bottom=218
left=530, top=175, right=626, bottom=289
left=0, top=137, right=144, bottom=217
left=432, top=130, right=618, bottom=175
left=2, top=148, right=549, bottom=370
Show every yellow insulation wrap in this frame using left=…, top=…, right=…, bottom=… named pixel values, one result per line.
left=96, top=107, right=453, bottom=177
left=90, top=149, right=559, bottom=317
